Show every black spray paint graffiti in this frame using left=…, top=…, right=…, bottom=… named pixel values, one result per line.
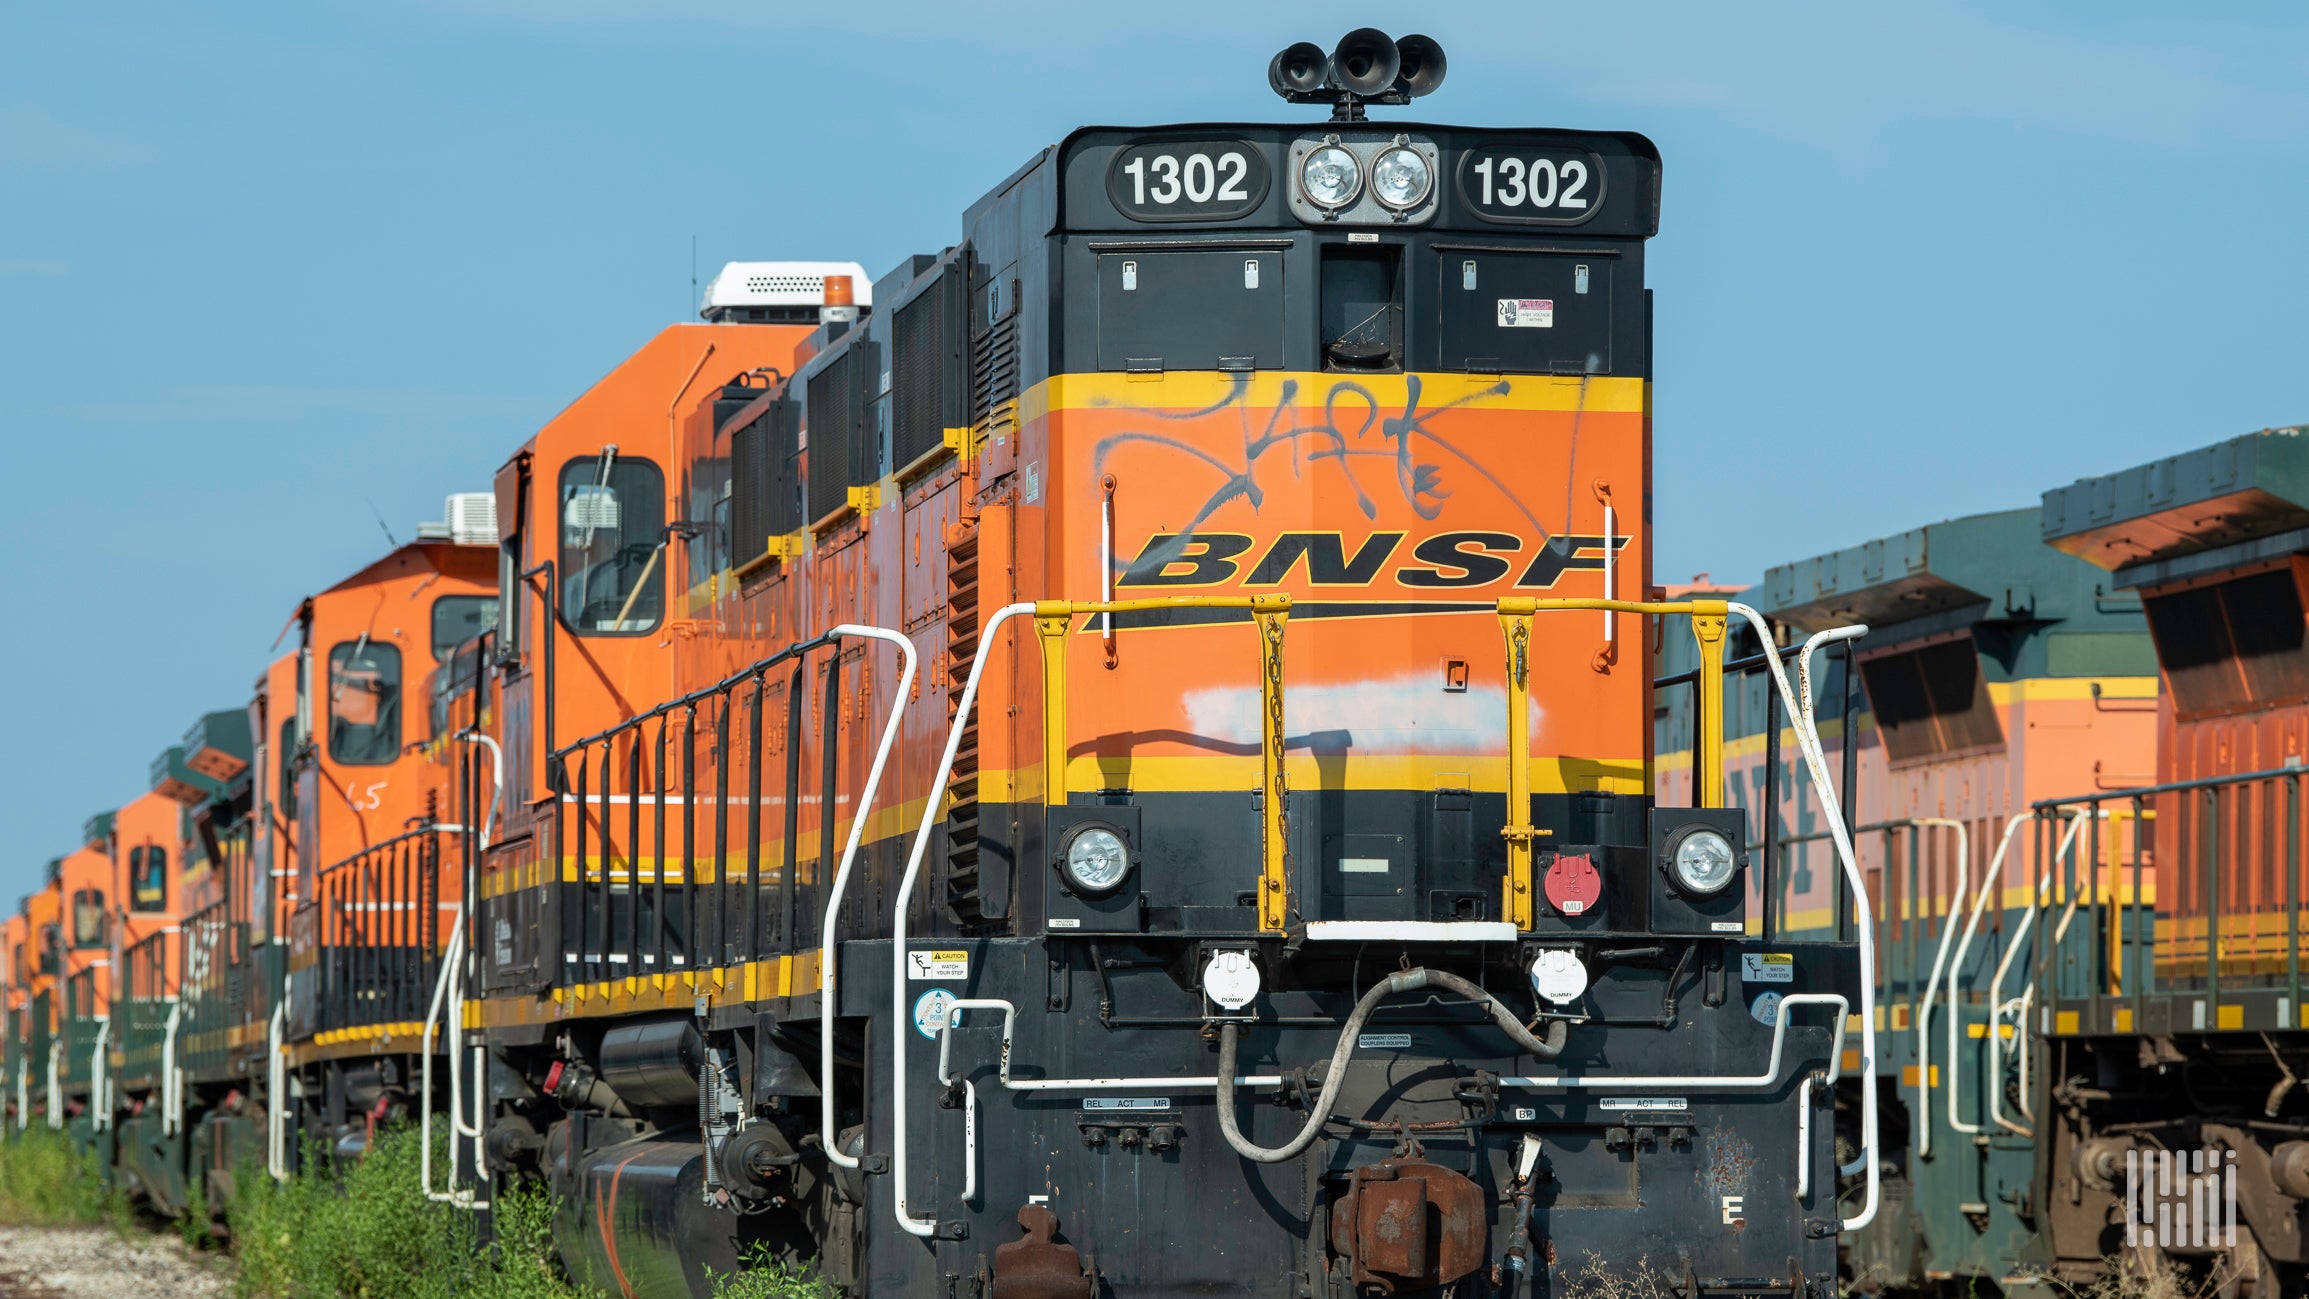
left=1090, top=372, right=1593, bottom=579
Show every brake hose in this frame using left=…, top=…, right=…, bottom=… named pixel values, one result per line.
left=1214, top=966, right=1568, bottom=1164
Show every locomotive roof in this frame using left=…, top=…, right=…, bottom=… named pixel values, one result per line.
left=2041, top=424, right=2309, bottom=589
left=1759, top=507, right=2112, bottom=638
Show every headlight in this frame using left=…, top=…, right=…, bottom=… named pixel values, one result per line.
left=1670, top=828, right=1738, bottom=895
left=1299, top=145, right=1362, bottom=209
left=1062, top=827, right=1130, bottom=895
left=1370, top=147, right=1432, bottom=210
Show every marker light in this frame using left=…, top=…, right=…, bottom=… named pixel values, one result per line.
left=1670, top=827, right=1738, bottom=895
left=1061, top=827, right=1130, bottom=895
left=1299, top=145, right=1362, bottom=209
left=1370, top=147, right=1432, bottom=209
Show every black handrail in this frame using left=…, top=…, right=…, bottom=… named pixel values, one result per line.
left=547, top=633, right=854, bottom=984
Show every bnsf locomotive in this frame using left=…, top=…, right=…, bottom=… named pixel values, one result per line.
left=4, top=32, right=1879, bottom=1299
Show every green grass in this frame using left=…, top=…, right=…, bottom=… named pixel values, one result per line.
left=0, top=1126, right=132, bottom=1230
left=227, top=1124, right=594, bottom=1299
left=706, top=1244, right=838, bottom=1299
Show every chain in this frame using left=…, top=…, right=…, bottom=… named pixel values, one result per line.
left=1261, top=611, right=1291, bottom=923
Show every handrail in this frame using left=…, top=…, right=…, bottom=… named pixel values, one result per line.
left=1903, top=819, right=1967, bottom=1159
left=809, top=626, right=917, bottom=1172
left=1030, top=596, right=1292, bottom=928
left=886, top=594, right=1844, bottom=1236
left=1500, top=597, right=1729, bottom=927
left=1727, top=612, right=1880, bottom=1231
left=1988, top=809, right=2092, bottom=1137
left=1946, top=815, right=2032, bottom=1138
left=422, top=727, right=500, bottom=1209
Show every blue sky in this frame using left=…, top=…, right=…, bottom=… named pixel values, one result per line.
left=4, top=2, right=2307, bottom=893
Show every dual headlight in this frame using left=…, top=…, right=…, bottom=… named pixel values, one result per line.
left=1299, top=144, right=1432, bottom=211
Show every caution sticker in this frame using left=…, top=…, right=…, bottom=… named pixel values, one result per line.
left=907, top=949, right=969, bottom=981
left=1497, top=298, right=1554, bottom=328
left=1741, top=952, right=1795, bottom=984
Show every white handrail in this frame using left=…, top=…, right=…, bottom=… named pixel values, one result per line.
left=1988, top=809, right=2091, bottom=1136
left=1947, top=816, right=2031, bottom=1137
left=266, top=995, right=289, bottom=1180
left=1496, top=993, right=1848, bottom=1089
left=422, top=728, right=500, bottom=1208
left=89, top=1017, right=111, bottom=1132
left=890, top=602, right=1034, bottom=1237
left=815, top=625, right=919, bottom=1172
left=160, top=998, right=182, bottom=1136
left=1905, top=818, right=1967, bottom=1159
left=1737, top=609, right=1880, bottom=1231
left=421, top=908, right=470, bottom=1205
left=45, top=1039, right=61, bottom=1130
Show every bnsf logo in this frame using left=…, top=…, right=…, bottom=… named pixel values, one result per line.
left=1119, top=530, right=1627, bottom=590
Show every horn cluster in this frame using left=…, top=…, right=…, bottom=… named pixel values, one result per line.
left=1267, top=30, right=1447, bottom=121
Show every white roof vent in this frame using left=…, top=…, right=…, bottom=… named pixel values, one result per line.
left=417, top=493, right=498, bottom=546
left=701, top=260, right=873, bottom=323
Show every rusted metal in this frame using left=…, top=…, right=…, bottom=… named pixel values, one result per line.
left=991, top=1204, right=1093, bottom=1299
left=1328, top=1156, right=1486, bottom=1295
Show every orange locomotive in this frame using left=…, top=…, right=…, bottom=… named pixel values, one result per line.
left=456, top=30, right=1872, bottom=1299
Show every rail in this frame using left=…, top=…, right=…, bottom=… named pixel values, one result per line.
left=310, top=823, right=442, bottom=1036
left=544, top=625, right=912, bottom=987
left=2034, top=764, right=2302, bottom=1020
left=886, top=596, right=1879, bottom=1235
left=1653, top=638, right=1864, bottom=941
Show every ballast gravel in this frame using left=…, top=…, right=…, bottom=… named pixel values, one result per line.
left=0, top=1226, right=231, bottom=1297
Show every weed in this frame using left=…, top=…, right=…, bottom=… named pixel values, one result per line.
left=0, top=1126, right=131, bottom=1229
left=706, top=1243, right=839, bottom=1299
left=1559, top=1251, right=1677, bottom=1299
left=227, top=1123, right=594, bottom=1299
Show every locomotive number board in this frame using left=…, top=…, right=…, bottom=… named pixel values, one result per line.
left=1061, top=127, right=1660, bottom=237
left=1105, top=140, right=1272, bottom=223
left=1454, top=146, right=1607, bottom=226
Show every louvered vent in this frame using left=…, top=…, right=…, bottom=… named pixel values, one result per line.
left=892, top=268, right=966, bottom=471
left=805, top=348, right=856, bottom=527
left=730, top=401, right=790, bottom=568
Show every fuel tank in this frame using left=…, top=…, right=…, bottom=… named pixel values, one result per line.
left=549, top=1125, right=744, bottom=1298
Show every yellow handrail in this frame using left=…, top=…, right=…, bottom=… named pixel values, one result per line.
left=1495, top=598, right=1729, bottom=929
left=1034, top=594, right=1731, bottom=936
left=1034, top=596, right=1293, bottom=930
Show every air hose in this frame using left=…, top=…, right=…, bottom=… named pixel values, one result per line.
left=1214, top=966, right=1567, bottom=1164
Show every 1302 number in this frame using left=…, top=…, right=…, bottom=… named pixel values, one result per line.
left=1470, top=156, right=1591, bottom=210
left=1122, top=151, right=1253, bottom=206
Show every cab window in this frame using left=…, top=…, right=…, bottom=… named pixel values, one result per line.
left=431, top=595, right=498, bottom=659
left=70, top=890, right=105, bottom=949
left=129, top=845, right=167, bottom=912
left=328, top=641, right=403, bottom=765
left=558, top=455, right=665, bottom=634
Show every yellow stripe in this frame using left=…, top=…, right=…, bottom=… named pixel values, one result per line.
left=1030, top=371, right=1648, bottom=419
left=465, top=949, right=824, bottom=1028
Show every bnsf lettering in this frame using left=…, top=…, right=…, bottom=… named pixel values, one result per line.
left=1397, top=532, right=1521, bottom=587
left=1118, top=533, right=1256, bottom=586
left=1244, top=532, right=1403, bottom=585
left=1117, top=531, right=1628, bottom=589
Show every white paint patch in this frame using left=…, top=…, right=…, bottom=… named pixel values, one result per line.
left=1179, top=675, right=1522, bottom=753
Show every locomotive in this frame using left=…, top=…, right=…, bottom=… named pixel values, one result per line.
left=4, top=31, right=1879, bottom=1299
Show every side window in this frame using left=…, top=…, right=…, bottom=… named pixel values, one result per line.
left=431, top=595, right=498, bottom=659
left=70, top=890, right=105, bottom=949
left=279, top=719, right=301, bottom=818
left=558, top=455, right=666, bottom=634
left=38, top=924, right=56, bottom=974
left=129, top=845, right=168, bottom=912
left=328, top=641, right=403, bottom=765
